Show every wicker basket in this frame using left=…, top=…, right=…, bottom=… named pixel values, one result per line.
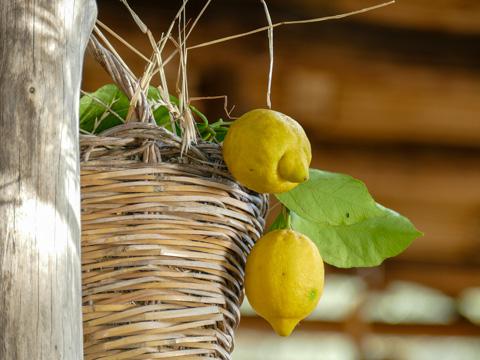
left=80, top=37, right=268, bottom=359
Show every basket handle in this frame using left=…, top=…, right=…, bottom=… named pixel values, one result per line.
left=87, top=34, right=154, bottom=124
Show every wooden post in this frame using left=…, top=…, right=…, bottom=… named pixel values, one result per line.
left=0, top=1, right=96, bottom=358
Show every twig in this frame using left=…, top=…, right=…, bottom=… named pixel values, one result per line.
left=188, top=1, right=395, bottom=50
left=92, top=25, right=136, bottom=80
left=260, top=0, right=273, bottom=109
left=186, top=0, right=213, bottom=39
left=96, top=20, right=151, bottom=63
left=189, top=95, right=236, bottom=119
left=119, top=0, right=148, bottom=33
left=157, top=0, right=190, bottom=56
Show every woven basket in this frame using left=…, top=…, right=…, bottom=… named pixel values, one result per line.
left=81, top=37, right=268, bottom=359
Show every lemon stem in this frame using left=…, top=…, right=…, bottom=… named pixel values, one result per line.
left=282, top=206, right=292, bottom=230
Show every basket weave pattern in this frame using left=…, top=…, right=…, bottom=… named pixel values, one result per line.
left=81, top=38, right=268, bottom=359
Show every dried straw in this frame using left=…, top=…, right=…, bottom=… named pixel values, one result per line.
left=187, top=1, right=395, bottom=50
left=260, top=0, right=274, bottom=109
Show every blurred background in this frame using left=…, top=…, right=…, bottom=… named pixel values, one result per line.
left=82, top=1, right=480, bottom=359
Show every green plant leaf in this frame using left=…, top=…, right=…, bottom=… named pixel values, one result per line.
left=148, top=87, right=174, bottom=128
left=80, top=84, right=175, bottom=133
left=79, top=84, right=228, bottom=141
left=276, top=169, right=422, bottom=267
left=276, top=169, right=380, bottom=225
left=291, top=205, right=422, bottom=268
left=79, top=84, right=129, bottom=133
left=268, top=208, right=291, bottom=232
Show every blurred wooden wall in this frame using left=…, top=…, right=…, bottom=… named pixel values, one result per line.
left=82, top=0, right=480, bottom=300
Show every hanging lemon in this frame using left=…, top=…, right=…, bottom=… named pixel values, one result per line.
left=245, top=229, right=324, bottom=336
left=223, top=109, right=311, bottom=194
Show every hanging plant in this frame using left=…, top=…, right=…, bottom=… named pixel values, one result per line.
left=79, top=0, right=417, bottom=358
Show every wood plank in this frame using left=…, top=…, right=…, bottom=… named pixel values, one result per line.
left=327, top=261, right=480, bottom=297
left=280, top=0, right=480, bottom=34
left=380, top=261, right=480, bottom=297
left=313, top=147, right=480, bottom=206
left=239, top=316, right=480, bottom=337
left=279, top=52, right=480, bottom=147
left=0, top=1, right=96, bottom=359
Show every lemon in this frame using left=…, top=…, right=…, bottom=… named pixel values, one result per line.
left=223, top=109, right=311, bottom=193
left=245, top=229, right=324, bottom=336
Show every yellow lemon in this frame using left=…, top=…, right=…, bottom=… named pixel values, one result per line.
left=245, top=229, right=324, bottom=336
left=223, top=109, right=311, bottom=193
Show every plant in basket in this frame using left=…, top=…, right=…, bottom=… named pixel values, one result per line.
left=79, top=0, right=419, bottom=358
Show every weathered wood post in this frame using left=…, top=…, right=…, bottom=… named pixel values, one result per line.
left=0, top=1, right=96, bottom=358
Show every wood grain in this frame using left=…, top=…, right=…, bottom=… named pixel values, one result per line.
left=280, top=0, right=480, bottom=34
left=277, top=45, right=480, bottom=147
left=239, top=315, right=480, bottom=337
left=0, top=1, right=96, bottom=358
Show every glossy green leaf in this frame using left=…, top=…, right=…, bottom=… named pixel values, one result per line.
left=276, top=169, right=422, bottom=267
left=268, top=209, right=290, bottom=232
left=79, top=84, right=129, bottom=133
left=276, top=169, right=380, bottom=225
left=80, top=84, right=176, bottom=133
left=291, top=205, right=422, bottom=268
left=79, top=84, right=229, bottom=141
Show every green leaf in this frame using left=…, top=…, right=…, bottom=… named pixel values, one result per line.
left=148, top=89, right=185, bottom=130
left=291, top=205, right=422, bottom=268
left=80, top=84, right=129, bottom=133
left=152, top=106, right=171, bottom=127
left=276, top=169, right=380, bottom=225
left=276, top=168, right=422, bottom=267
left=79, top=84, right=175, bottom=133
left=147, top=86, right=161, bottom=101
left=79, top=84, right=227, bottom=141
left=268, top=208, right=291, bottom=232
